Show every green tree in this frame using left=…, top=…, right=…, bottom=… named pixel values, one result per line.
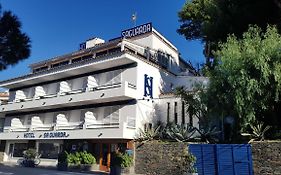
left=0, top=5, right=31, bottom=70
left=208, top=26, right=281, bottom=133
left=178, top=0, right=281, bottom=66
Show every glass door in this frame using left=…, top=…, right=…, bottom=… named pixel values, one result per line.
left=99, top=143, right=110, bottom=172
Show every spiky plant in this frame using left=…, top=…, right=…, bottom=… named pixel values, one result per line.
left=194, top=125, right=221, bottom=143
left=164, top=123, right=196, bottom=142
left=134, top=125, right=161, bottom=142
left=249, top=121, right=271, bottom=141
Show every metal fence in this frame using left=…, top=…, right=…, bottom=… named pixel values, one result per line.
left=189, top=144, right=254, bottom=175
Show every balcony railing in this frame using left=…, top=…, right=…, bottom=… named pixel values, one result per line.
left=3, top=121, right=121, bottom=132
left=4, top=81, right=134, bottom=105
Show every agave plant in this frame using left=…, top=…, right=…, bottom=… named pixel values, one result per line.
left=134, top=125, right=162, bottom=142
left=244, top=121, right=271, bottom=142
left=164, top=123, right=196, bottom=142
left=194, top=125, right=221, bottom=143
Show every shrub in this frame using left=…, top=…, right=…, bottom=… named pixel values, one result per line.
left=67, top=152, right=81, bottom=165
left=66, top=151, right=96, bottom=165
left=111, top=152, right=133, bottom=168
left=121, top=153, right=133, bottom=168
left=80, top=151, right=96, bottom=165
left=23, top=148, right=37, bottom=160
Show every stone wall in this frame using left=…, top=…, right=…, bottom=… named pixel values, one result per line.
left=134, top=141, right=188, bottom=175
left=251, top=141, right=281, bottom=175
left=134, top=141, right=281, bottom=175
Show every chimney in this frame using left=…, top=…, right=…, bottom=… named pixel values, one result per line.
left=85, top=37, right=105, bottom=49
left=79, top=37, right=105, bottom=50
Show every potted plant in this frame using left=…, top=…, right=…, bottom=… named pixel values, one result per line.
left=110, top=152, right=133, bottom=175
left=22, top=148, right=37, bottom=167
left=120, top=153, right=134, bottom=174
left=57, top=151, right=68, bottom=171
left=67, top=152, right=81, bottom=169
left=80, top=151, right=96, bottom=171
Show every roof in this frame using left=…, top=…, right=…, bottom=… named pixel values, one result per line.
left=29, top=38, right=122, bottom=69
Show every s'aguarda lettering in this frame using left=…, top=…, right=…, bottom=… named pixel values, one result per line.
left=43, top=131, right=69, bottom=138
left=121, top=23, right=152, bottom=38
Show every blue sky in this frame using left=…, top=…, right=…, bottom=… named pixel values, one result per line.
left=0, top=0, right=205, bottom=81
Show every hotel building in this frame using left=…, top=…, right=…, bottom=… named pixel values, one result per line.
left=0, top=23, right=206, bottom=171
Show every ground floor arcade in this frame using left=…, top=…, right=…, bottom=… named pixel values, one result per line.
left=0, top=139, right=134, bottom=172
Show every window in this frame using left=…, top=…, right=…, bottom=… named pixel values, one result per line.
left=51, top=60, right=69, bottom=68
left=0, top=118, right=4, bottom=132
left=174, top=102, right=178, bottom=124
left=157, top=51, right=169, bottom=68
left=13, top=143, right=28, bottom=157
left=72, top=55, right=93, bottom=63
left=26, top=116, right=31, bottom=125
left=108, top=47, right=121, bottom=54
left=167, top=102, right=170, bottom=123
left=103, top=106, right=120, bottom=123
left=33, top=66, right=48, bottom=73
left=38, top=143, right=60, bottom=159
left=96, top=50, right=108, bottom=57
left=72, top=57, right=82, bottom=63
left=81, top=55, right=92, bottom=61
left=127, top=116, right=136, bottom=127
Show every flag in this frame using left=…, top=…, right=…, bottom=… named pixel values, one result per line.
left=132, top=13, right=137, bottom=22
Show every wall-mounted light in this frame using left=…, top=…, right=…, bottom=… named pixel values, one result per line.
left=69, top=98, right=73, bottom=101
left=100, top=93, right=105, bottom=97
left=42, top=102, right=46, bottom=105
left=98, top=133, right=103, bottom=137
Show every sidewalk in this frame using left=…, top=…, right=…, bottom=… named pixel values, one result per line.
left=0, top=162, right=109, bottom=175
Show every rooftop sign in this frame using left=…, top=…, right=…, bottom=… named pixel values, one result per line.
left=121, top=22, right=152, bottom=39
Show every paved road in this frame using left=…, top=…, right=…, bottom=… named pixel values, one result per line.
left=0, top=164, right=107, bottom=175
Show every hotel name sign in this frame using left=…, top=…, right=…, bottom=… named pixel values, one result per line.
left=23, top=131, right=69, bottom=139
left=121, top=22, right=152, bottom=39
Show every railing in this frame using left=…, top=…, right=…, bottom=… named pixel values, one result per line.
left=4, top=81, right=136, bottom=105
left=31, top=124, right=54, bottom=131
left=4, top=126, right=30, bottom=132
left=2, top=121, right=121, bottom=133
left=127, top=82, right=137, bottom=90
left=87, top=82, right=121, bottom=91
left=55, top=122, right=83, bottom=130
left=85, top=122, right=119, bottom=129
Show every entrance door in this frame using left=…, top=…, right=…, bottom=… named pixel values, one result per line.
left=99, top=143, right=110, bottom=172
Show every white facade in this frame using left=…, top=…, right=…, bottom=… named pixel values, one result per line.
left=0, top=23, right=207, bottom=170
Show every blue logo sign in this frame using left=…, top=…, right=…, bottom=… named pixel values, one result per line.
left=144, top=74, right=153, bottom=98
left=79, top=42, right=86, bottom=50
left=121, top=23, right=152, bottom=39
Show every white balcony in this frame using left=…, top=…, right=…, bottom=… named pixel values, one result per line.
left=1, top=81, right=136, bottom=113
left=0, top=52, right=135, bottom=89
left=0, top=106, right=137, bottom=140
left=0, top=123, right=136, bottom=140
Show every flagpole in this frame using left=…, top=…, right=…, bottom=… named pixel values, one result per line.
left=132, top=12, right=137, bottom=27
